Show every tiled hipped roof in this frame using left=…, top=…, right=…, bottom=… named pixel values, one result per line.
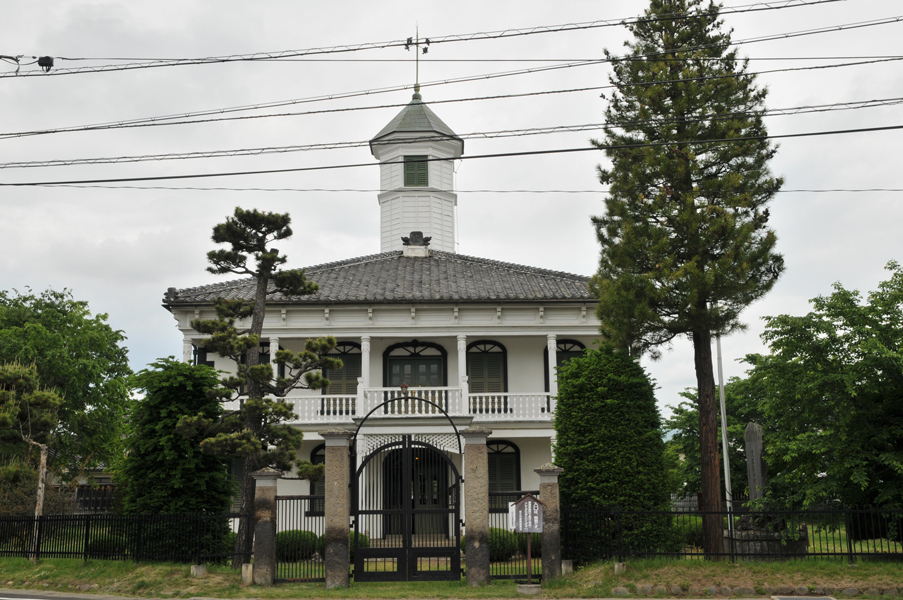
left=163, top=250, right=593, bottom=306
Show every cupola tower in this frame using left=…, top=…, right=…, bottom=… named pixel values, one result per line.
left=370, top=85, right=463, bottom=253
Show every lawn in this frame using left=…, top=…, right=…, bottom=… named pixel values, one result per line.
left=2, top=557, right=903, bottom=598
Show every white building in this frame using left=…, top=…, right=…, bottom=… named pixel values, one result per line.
left=163, top=87, right=599, bottom=504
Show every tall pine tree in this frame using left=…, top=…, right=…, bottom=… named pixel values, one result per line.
left=591, top=0, right=783, bottom=555
left=179, top=207, right=339, bottom=567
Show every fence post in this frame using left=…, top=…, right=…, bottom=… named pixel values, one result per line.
left=320, top=428, right=353, bottom=589
left=83, top=514, right=91, bottom=563
left=462, top=426, right=492, bottom=586
left=535, top=464, right=563, bottom=584
left=250, top=468, right=282, bottom=586
left=846, top=507, right=855, bottom=564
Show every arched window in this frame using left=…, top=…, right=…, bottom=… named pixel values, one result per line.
left=488, top=440, right=520, bottom=511
left=544, top=339, right=587, bottom=392
left=323, top=341, right=362, bottom=395
left=308, top=444, right=325, bottom=515
left=467, top=340, right=507, bottom=393
left=383, top=340, right=447, bottom=387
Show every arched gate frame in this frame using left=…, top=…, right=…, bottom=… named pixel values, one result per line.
left=351, top=397, right=463, bottom=582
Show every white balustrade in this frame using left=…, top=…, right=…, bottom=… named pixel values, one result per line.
left=286, top=389, right=554, bottom=424
left=362, top=387, right=464, bottom=417
left=468, top=393, right=554, bottom=422
left=288, top=394, right=356, bottom=424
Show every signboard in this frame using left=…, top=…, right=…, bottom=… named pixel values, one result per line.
left=510, top=493, right=543, bottom=533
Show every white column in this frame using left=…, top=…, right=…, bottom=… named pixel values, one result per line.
left=269, top=337, right=280, bottom=382
left=360, top=336, right=371, bottom=415
left=457, top=335, right=468, bottom=415
left=547, top=334, right=558, bottom=398
left=183, top=339, right=193, bottom=363
left=360, top=336, right=371, bottom=389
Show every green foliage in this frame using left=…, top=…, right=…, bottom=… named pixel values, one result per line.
left=118, top=358, right=233, bottom=515
left=555, top=345, right=669, bottom=511
left=182, top=208, right=342, bottom=565
left=663, top=377, right=768, bottom=498
left=589, top=0, right=784, bottom=552
left=0, top=455, right=75, bottom=516
left=0, top=289, right=131, bottom=475
left=460, top=527, right=519, bottom=562
left=518, top=532, right=542, bottom=558
left=747, top=261, right=903, bottom=508
left=275, top=529, right=318, bottom=561
left=591, top=0, right=784, bottom=355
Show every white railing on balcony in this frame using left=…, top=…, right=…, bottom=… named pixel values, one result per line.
left=469, top=393, right=553, bottom=422
left=291, top=394, right=356, bottom=424
left=361, top=387, right=465, bottom=417
left=287, top=389, right=554, bottom=424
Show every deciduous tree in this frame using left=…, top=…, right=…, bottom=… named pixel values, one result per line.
left=0, top=289, right=131, bottom=475
left=591, top=0, right=784, bottom=554
left=747, top=262, right=903, bottom=507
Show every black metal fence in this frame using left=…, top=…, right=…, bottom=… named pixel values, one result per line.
left=562, top=505, right=903, bottom=564
left=0, top=512, right=249, bottom=564
left=488, top=490, right=542, bottom=580
left=274, top=495, right=326, bottom=582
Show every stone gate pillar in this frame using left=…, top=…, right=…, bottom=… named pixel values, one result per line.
left=535, top=463, right=563, bottom=584
left=319, top=429, right=353, bottom=589
left=251, top=468, right=282, bottom=586
left=462, top=426, right=492, bottom=586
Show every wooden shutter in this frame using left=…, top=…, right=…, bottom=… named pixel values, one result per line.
left=468, top=351, right=505, bottom=393
left=325, top=353, right=362, bottom=394
left=404, top=155, right=428, bottom=187
left=488, top=453, right=517, bottom=492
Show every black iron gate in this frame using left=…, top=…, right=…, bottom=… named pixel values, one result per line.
left=353, top=435, right=462, bottom=581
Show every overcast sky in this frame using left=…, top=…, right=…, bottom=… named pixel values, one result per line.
left=1, top=0, right=901, bottom=417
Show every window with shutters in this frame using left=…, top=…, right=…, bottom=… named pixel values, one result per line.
left=467, top=340, right=507, bottom=393
left=488, top=441, right=520, bottom=511
left=323, top=342, right=363, bottom=394
left=404, top=155, right=429, bottom=187
left=308, top=444, right=326, bottom=515
left=544, top=339, right=587, bottom=392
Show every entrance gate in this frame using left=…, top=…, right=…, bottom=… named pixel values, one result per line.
left=353, top=435, right=462, bottom=581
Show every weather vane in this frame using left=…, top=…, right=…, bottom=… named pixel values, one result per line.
left=404, top=25, right=430, bottom=90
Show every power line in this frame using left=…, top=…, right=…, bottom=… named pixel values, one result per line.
left=31, top=185, right=903, bottom=194
left=1, top=0, right=845, bottom=78
left=5, top=54, right=902, bottom=141
left=6, top=95, right=903, bottom=170
left=3, top=122, right=903, bottom=187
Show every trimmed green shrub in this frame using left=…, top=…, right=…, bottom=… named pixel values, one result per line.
left=276, top=529, right=318, bottom=561
left=317, top=531, right=369, bottom=562
left=518, top=532, right=542, bottom=558
left=461, top=527, right=519, bottom=562
left=555, top=345, right=673, bottom=561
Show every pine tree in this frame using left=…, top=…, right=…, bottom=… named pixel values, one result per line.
left=591, top=0, right=784, bottom=556
left=180, top=207, right=339, bottom=568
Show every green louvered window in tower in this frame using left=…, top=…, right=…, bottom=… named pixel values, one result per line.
left=404, top=155, right=429, bottom=187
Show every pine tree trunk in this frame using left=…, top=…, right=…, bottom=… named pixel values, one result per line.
left=231, top=455, right=259, bottom=569
left=692, top=328, right=724, bottom=559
